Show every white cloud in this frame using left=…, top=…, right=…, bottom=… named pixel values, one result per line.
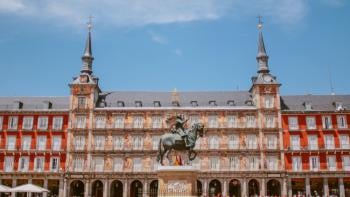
left=148, top=31, right=167, bottom=44
left=174, top=49, right=183, bottom=56
left=0, top=0, right=316, bottom=27
left=0, top=0, right=24, bottom=12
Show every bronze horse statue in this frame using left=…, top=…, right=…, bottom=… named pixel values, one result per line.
left=157, top=123, right=204, bottom=165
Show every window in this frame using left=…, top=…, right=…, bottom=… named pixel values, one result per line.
left=114, top=115, right=124, bottom=128
left=189, top=115, right=200, bottom=126
left=309, top=156, right=320, bottom=171
left=8, top=116, right=18, bottom=130
left=247, top=134, right=257, bottom=149
left=308, top=135, right=318, bottom=150
left=113, top=157, right=123, bottom=171
left=37, top=136, right=47, bottom=150
left=52, top=116, right=63, bottom=130
left=327, top=156, right=336, bottom=171
left=340, top=135, right=350, bottom=149
left=292, top=156, right=302, bottom=171
left=50, top=157, right=60, bottom=172
left=209, top=135, right=219, bottom=149
left=22, top=116, right=33, bottom=130
left=208, top=115, right=218, bottom=128
left=267, top=156, right=278, bottom=170
left=210, top=157, right=220, bottom=171
left=152, top=116, right=162, bottom=128
left=18, top=156, right=29, bottom=172
left=73, top=157, right=84, bottom=171
left=152, top=136, right=160, bottom=150
left=266, top=135, right=277, bottom=149
left=306, top=116, right=316, bottom=130
left=52, top=136, right=62, bottom=151
left=228, top=134, right=239, bottom=149
left=264, top=95, right=274, bottom=108
left=74, top=136, right=85, bottom=150
left=92, top=157, right=104, bottom=172
left=290, top=135, right=300, bottom=150
left=322, top=116, right=333, bottom=129
left=37, top=116, right=48, bottom=130
left=342, top=156, right=350, bottom=171
left=337, top=115, right=347, bottom=129
left=34, top=157, right=45, bottom=172
left=0, top=116, right=3, bottom=130
left=132, top=136, right=143, bottom=150
left=75, top=116, right=86, bottom=129
left=95, top=116, right=106, bottom=129
left=265, top=115, right=275, bottom=128
left=248, top=156, right=259, bottom=170
left=7, top=136, right=16, bottom=150
left=133, top=158, right=142, bottom=172
left=288, top=117, right=299, bottom=130
left=246, top=115, right=256, bottom=128
left=113, top=136, right=124, bottom=150
left=22, top=136, right=32, bottom=150
left=229, top=156, right=240, bottom=170
left=94, top=135, right=105, bottom=150
left=77, top=97, right=86, bottom=108
left=226, top=115, right=237, bottom=128
left=133, top=116, right=144, bottom=128
left=4, top=156, right=14, bottom=172
left=324, top=135, right=335, bottom=149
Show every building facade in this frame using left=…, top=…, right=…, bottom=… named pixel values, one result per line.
left=0, top=22, right=349, bottom=197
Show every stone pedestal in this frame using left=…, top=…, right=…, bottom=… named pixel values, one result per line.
left=157, top=165, right=198, bottom=197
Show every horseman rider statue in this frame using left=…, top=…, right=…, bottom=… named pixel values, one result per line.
left=170, top=114, right=191, bottom=148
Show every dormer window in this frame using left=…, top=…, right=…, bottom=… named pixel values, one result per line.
left=135, top=101, right=142, bottom=107
left=209, top=100, right=217, bottom=106
left=335, top=102, right=344, bottom=111
left=42, top=101, right=52, bottom=109
left=13, top=101, right=23, bottom=110
left=117, top=101, right=125, bottom=107
left=227, top=100, right=235, bottom=106
left=304, top=101, right=312, bottom=111
left=172, top=101, right=180, bottom=107
left=77, top=97, right=86, bottom=109
left=191, top=101, right=198, bottom=107
left=153, top=101, right=161, bottom=107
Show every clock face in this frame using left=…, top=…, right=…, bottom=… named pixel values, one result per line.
left=263, top=75, right=272, bottom=82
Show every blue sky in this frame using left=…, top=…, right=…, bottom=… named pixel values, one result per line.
left=0, top=0, right=349, bottom=96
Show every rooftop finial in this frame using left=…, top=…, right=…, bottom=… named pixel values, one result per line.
left=256, top=15, right=269, bottom=73
left=81, top=16, right=94, bottom=74
left=257, top=15, right=263, bottom=30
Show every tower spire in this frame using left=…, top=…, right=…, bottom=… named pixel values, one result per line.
left=256, top=16, right=269, bottom=73
left=81, top=16, right=94, bottom=74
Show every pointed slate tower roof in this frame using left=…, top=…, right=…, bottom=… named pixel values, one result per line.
left=256, top=16, right=269, bottom=73
left=81, top=17, right=94, bottom=74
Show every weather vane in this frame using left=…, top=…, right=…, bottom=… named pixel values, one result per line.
left=87, top=15, right=94, bottom=32
left=257, top=15, right=263, bottom=30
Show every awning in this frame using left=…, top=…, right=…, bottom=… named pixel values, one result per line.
left=9, top=184, right=49, bottom=193
left=0, top=184, right=11, bottom=192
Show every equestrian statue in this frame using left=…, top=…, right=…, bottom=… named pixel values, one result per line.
left=157, top=114, right=204, bottom=165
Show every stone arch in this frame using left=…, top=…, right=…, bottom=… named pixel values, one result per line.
left=130, top=180, right=143, bottom=197
left=110, top=180, right=123, bottom=197
left=248, top=179, right=259, bottom=197
left=266, top=179, right=281, bottom=196
left=91, top=180, right=103, bottom=197
left=208, top=179, right=222, bottom=197
left=229, top=179, right=241, bottom=197
left=70, top=180, right=85, bottom=197
left=149, top=180, right=158, bottom=197
left=197, top=180, right=203, bottom=196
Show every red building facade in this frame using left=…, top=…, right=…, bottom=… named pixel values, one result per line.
left=282, top=98, right=350, bottom=197
left=0, top=99, right=68, bottom=197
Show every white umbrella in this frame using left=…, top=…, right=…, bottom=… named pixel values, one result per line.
left=9, top=184, right=48, bottom=193
left=0, top=184, right=11, bottom=192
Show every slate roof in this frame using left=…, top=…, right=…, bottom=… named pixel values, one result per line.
left=0, top=92, right=349, bottom=111
left=0, top=96, right=69, bottom=110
